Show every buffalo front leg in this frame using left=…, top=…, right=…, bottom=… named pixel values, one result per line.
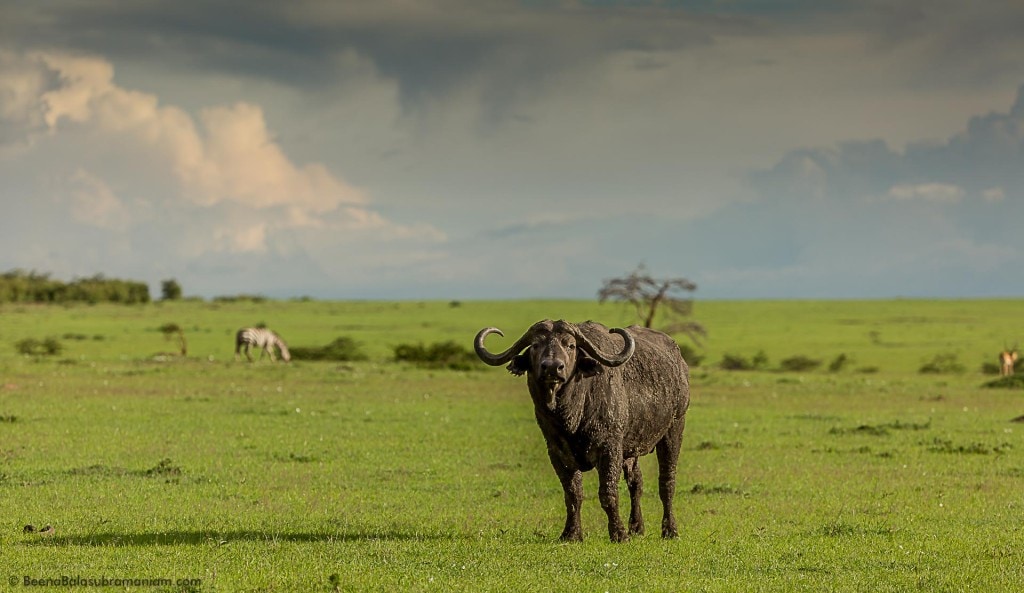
left=598, top=451, right=628, bottom=542
left=623, top=457, right=644, bottom=536
left=548, top=450, right=584, bottom=542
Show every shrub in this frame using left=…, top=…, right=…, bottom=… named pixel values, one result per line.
left=720, top=353, right=753, bottom=371
left=980, top=361, right=1001, bottom=375
left=677, top=342, right=704, bottom=368
left=15, top=337, right=62, bottom=356
left=828, top=353, right=850, bottom=373
left=212, top=294, right=267, bottom=303
left=721, top=350, right=769, bottom=371
left=780, top=355, right=822, bottom=372
left=394, top=341, right=477, bottom=371
left=983, top=374, right=1024, bottom=389
left=720, top=353, right=748, bottom=370
left=158, top=323, right=187, bottom=356
left=919, top=353, right=965, bottom=375
left=0, top=270, right=150, bottom=304
left=290, top=337, right=368, bottom=362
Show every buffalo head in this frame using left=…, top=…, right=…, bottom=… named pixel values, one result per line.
left=474, top=320, right=635, bottom=395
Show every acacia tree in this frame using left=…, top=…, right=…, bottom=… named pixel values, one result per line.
left=161, top=279, right=183, bottom=301
left=597, top=265, right=707, bottom=344
left=159, top=322, right=188, bottom=356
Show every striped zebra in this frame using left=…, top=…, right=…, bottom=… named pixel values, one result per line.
left=235, top=327, right=291, bottom=362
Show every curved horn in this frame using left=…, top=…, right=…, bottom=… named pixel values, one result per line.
left=474, top=327, right=535, bottom=366
left=575, top=327, right=635, bottom=367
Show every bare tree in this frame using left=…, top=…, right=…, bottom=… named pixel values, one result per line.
left=598, top=265, right=706, bottom=344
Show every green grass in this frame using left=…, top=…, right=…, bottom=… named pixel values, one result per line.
left=0, top=299, right=1023, bottom=591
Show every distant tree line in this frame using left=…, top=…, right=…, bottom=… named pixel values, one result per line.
left=0, top=270, right=151, bottom=304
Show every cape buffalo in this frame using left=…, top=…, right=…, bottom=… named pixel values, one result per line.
left=474, top=319, right=690, bottom=542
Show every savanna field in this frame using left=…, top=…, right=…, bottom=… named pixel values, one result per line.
left=1, top=299, right=1022, bottom=592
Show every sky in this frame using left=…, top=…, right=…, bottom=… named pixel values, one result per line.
left=2, top=0, right=1023, bottom=301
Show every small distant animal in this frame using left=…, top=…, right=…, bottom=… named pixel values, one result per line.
left=474, top=319, right=689, bottom=542
left=235, top=327, right=291, bottom=362
left=999, top=347, right=1018, bottom=377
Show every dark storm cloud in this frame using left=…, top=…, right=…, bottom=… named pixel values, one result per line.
left=904, top=86, right=1024, bottom=192
left=4, top=0, right=1024, bottom=300
left=3, top=0, right=733, bottom=115
left=5, top=0, right=345, bottom=86
left=674, top=84, right=1024, bottom=298
left=751, top=84, right=1024, bottom=205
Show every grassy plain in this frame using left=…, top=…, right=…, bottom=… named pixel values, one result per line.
left=0, top=298, right=1022, bottom=592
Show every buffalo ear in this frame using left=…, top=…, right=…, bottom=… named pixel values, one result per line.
left=507, top=354, right=530, bottom=376
left=577, top=355, right=604, bottom=378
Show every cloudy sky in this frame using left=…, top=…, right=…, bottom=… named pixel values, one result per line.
left=2, top=1, right=1023, bottom=300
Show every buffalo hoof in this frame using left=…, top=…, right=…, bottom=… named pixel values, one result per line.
left=661, top=525, right=678, bottom=539
left=609, top=527, right=629, bottom=543
left=628, top=521, right=645, bottom=536
left=559, top=530, right=583, bottom=543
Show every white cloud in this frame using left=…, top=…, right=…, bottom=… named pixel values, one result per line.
left=68, top=168, right=131, bottom=230
left=886, top=182, right=965, bottom=203
left=983, top=187, right=1006, bottom=202
left=190, top=102, right=367, bottom=213
left=0, top=50, right=444, bottom=291
left=0, top=51, right=54, bottom=152
left=32, top=53, right=370, bottom=220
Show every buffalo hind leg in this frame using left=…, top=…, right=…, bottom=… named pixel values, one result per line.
left=548, top=450, right=584, bottom=542
left=623, top=457, right=644, bottom=536
left=655, top=419, right=685, bottom=539
left=598, top=450, right=628, bottom=542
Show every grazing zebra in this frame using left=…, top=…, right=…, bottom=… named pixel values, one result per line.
left=999, top=347, right=1018, bottom=377
left=235, top=327, right=291, bottom=362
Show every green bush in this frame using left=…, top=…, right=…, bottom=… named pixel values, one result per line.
left=393, top=341, right=477, bottom=371
left=780, top=355, right=822, bottom=372
left=290, top=337, right=368, bottom=362
left=828, top=353, right=850, bottom=373
left=980, top=361, right=1001, bottom=375
left=212, top=294, right=267, bottom=303
left=15, top=337, right=63, bottom=356
left=0, top=269, right=149, bottom=304
left=919, top=353, right=965, bottom=375
left=677, top=342, right=704, bottom=368
left=721, top=353, right=753, bottom=371
left=983, top=374, right=1024, bottom=389
left=720, top=350, right=769, bottom=371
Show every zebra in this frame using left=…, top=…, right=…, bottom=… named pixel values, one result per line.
left=235, top=327, right=291, bottom=362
